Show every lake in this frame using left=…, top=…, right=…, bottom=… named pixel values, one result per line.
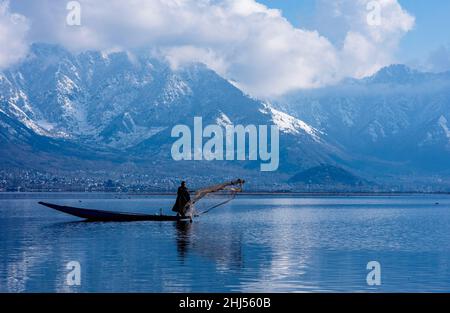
left=1, top=193, right=450, bottom=292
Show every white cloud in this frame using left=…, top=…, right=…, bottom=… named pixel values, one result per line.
left=0, top=1, right=29, bottom=69
left=336, top=0, right=415, bottom=78
left=4, top=0, right=415, bottom=97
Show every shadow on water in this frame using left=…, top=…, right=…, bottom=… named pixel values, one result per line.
left=173, top=220, right=245, bottom=269
left=42, top=219, right=244, bottom=270
left=175, top=221, right=193, bottom=258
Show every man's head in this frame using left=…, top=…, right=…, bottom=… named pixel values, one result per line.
left=181, top=181, right=186, bottom=187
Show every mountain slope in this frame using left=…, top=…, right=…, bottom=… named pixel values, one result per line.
left=0, top=43, right=345, bottom=189
left=277, top=64, right=450, bottom=178
left=289, top=165, right=367, bottom=186
left=4, top=45, right=448, bottom=190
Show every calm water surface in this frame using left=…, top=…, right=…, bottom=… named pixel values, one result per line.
left=1, top=194, right=450, bottom=292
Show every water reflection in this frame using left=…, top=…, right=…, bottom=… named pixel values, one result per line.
left=1, top=196, right=450, bottom=292
left=174, top=220, right=245, bottom=271
left=175, top=221, right=192, bottom=259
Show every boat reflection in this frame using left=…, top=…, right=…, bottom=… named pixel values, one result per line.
left=173, top=220, right=244, bottom=270
left=43, top=218, right=244, bottom=271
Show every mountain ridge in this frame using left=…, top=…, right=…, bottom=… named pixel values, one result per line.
left=1, top=43, right=346, bottom=190
left=2, top=44, right=450, bottom=190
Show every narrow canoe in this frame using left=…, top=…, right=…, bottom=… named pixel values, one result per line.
left=38, top=201, right=191, bottom=222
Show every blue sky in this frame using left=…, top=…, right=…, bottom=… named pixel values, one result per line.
left=259, top=0, right=450, bottom=66
left=398, top=1, right=450, bottom=61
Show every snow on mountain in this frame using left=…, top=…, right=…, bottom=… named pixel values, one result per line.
left=438, top=115, right=450, bottom=142
left=362, top=64, right=423, bottom=84
left=1, top=43, right=343, bottom=182
left=277, top=64, right=450, bottom=174
left=419, top=115, right=450, bottom=149
left=4, top=44, right=450, bottom=187
left=0, top=44, right=199, bottom=148
left=216, top=112, right=232, bottom=127
left=260, top=103, right=321, bottom=141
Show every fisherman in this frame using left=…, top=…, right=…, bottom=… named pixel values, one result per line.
left=172, top=181, right=191, bottom=217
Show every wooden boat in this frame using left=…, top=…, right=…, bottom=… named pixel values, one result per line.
left=38, top=201, right=191, bottom=222
left=38, top=179, right=245, bottom=222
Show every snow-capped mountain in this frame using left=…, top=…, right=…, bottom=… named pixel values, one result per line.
left=3, top=44, right=450, bottom=189
left=277, top=64, right=450, bottom=177
left=1, top=43, right=339, bottom=184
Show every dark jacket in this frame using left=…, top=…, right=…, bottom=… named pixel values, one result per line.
left=172, top=186, right=191, bottom=215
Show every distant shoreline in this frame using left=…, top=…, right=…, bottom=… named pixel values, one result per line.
left=1, top=191, right=450, bottom=196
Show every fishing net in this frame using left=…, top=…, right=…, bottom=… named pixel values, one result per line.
left=185, top=179, right=245, bottom=217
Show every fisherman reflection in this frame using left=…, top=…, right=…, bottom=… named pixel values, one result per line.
left=175, top=221, right=193, bottom=258
left=174, top=222, right=244, bottom=269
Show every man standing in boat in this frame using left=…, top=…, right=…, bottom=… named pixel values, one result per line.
left=172, top=181, right=191, bottom=217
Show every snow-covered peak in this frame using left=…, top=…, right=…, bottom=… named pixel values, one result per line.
left=363, top=64, right=425, bottom=85
left=216, top=112, right=232, bottom=127
left=438, top=115, right=450, bottom=142
left=260, top=104, right=321, bottom=141
left=122, top=112, right=136, bottom=132
left=160, top=75, right=192, bottom=105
